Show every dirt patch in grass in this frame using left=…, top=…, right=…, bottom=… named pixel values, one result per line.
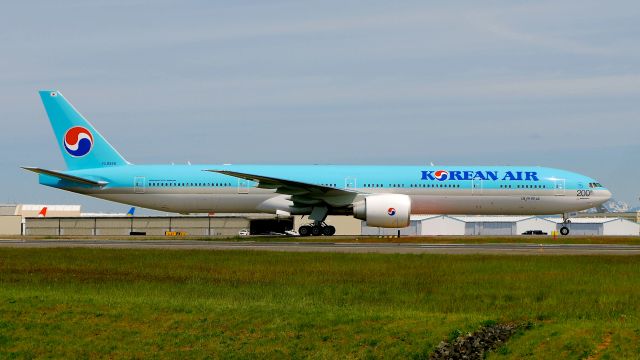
left=586, top=332, right=612, bottom=360
left=430, top=322, right=526, bottom=359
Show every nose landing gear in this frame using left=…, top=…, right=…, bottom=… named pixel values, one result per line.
left=298, top=222, right=336, bottom=236
left=559, top=213, right=572, bottom=235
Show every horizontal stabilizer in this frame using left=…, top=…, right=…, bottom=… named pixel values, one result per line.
left=22, top=167, right=108, bottom=187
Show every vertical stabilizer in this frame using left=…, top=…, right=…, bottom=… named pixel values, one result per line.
left=39, top=90, right=128, bottom=170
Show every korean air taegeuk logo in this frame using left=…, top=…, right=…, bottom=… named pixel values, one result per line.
left=434, top=170, right=449, bottom=181
left=63, top=126, right=94, bottom=157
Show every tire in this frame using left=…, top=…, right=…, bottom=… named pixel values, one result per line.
left=299, top=226, right=311, bottom=237
left=560, top=226, right=570, bottom=236
left=322, top=225, right=336, bottom=236
left=311, top=226, right=322, bottom=236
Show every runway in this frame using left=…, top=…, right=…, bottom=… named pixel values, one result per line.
left=1, top=239, right=640, bottom=255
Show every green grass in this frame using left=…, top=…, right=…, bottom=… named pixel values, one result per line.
left=0, top=249, right=639, bottom=359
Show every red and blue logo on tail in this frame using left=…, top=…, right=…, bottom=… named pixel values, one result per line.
left=63, top=126, right=93, bottom=157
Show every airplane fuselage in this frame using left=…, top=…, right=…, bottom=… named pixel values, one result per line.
left=38, top=164, right=611, bottom=215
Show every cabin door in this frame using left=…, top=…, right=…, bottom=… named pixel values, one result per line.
left=237, top=179, right=249, bottom=194
left=553, top=179, right=566, bottom=196
left=134, top=177, right=146, bottom=194
left=472, top=178, right=483, bottom=195
left=344, top=177, right=357, bottom=189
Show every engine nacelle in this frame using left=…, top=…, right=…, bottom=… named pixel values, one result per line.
left=353, top=194, right=411, bottom=228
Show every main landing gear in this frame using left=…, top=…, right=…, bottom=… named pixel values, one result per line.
left=298, top=222, right=336, bottom=237
left=560, top=213, right=572, bottom=236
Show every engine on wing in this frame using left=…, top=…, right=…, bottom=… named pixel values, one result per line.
left=352, top=194, right=411, bottom=228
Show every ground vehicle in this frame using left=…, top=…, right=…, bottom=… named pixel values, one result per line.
left=521, top=230, right=548, bottom=235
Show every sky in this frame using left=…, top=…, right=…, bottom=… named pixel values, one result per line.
left=1, top=0, right=639, bottom=212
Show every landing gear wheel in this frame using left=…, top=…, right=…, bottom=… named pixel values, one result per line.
left=560, top=226, right=570, bottom=236
left=299, top=226, right=311, bottom=237
left=322, top=225, right=336, bottom=236
left=311, top=226, right=322, bottom=236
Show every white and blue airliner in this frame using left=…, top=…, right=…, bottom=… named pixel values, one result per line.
left=24, top=90, right=612, bottom=236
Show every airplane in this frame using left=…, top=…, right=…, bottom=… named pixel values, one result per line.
left=24, top=90, right=612, bottom=236
left=126, top=207, right=135, bottom=217
left=37, top=207, right=47, bottom=218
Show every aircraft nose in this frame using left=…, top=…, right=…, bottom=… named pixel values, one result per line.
left=592, top=188, right=612, bottom=207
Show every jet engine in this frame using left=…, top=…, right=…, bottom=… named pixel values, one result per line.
left=353, top=194, right=411, bottom=228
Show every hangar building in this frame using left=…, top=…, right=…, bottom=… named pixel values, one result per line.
left=0, top=204, right=294, bottom=236
left=362, top=215, right=640, bottom=236
left=0, top=204, right=84, bottom=235
left=23, top=215, right=292, bottom=236
left=16, top=204, right=81, bottom=217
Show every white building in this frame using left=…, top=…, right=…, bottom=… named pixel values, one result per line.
left=15, top=204, right=82, bottom=218
left=361, top=215, right=640, bottom=236
left=546, top=217, right=640, bottom=236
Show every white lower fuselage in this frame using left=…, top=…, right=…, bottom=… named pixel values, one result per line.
left=87, top=186, right=610, bottom=216
left=40, top=164, right=612, bottom=218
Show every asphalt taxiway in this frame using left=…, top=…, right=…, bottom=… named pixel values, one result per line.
left=1, top=239, right=640, bottom=255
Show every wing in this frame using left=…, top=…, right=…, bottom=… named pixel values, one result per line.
left=205, top=169, right=359, bottom=207
left=22, top=167, right=108, bottom=187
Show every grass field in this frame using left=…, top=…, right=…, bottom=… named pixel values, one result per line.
left=0, top=248, right=639, bottom=359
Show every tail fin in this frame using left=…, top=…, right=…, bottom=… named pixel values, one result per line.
left=39, top=90, right=129, bottom=170
left=127, top=207, right=135, bottom=216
